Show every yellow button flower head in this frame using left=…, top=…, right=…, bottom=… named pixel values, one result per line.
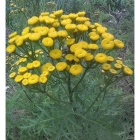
left=27, top=63, right=33, bottom=69
left=42, top=63, right=53, bottom=72
left=61, top=19, right=72, bottom=26
left=23, top=72, right=31, bottom=79
left=6, top=45, right=16, bottom=53
left=48, top=31, right=58, bottom=38
left=18, top=67, right=28, bottom=74
left=102, top=33, right=114, bottom=40
left=42, top=37, right=54, bottom=47
left=84, top=53, right=94, bottom=61
left=70, top=43, right=82, bottom=53
left=58, top=30, right=68, bottom=38
left=28, top=16, right=39, bottom=25
left=76, top=17, right=89, bottom=23
left=39, top=76, right=48, bottom=83
left=28, top=74, right=39, bottom=84
left=65, top=54, right=74, bottom=61
left=45, top=17, right=55, bottom=24
left=39, top=15, right=48, bottom=22
left=22, top=79, right=28, bottom=86
left=69, top=13, right=78, bottom=19
left=8, top=31, right=17, bottom=38
left=110, top=68, right=117, bottom=74
left=88, top=31, right=96, bottom=36
left=15, top=36, right=24, bottom=46
left=114, top=39, right=124, bottom=49
left=29, top=33, right=41, bottom=41
left=22, top=33, right=31, bottom=41
left=84, top=21, right=91, bottom=27
left=65, top=24, right=77, bottom=31
left=49, top=14, right=56, bottom=18
left=89, top=33, right=100, bottom=41
left=97, top=26, right=107, bottom=34
left=21, top=8, right=24, bottom=12
left=88, top=44, right=98, bottom=50
left=15, top=75, right=23, bottom=83
left=102, top=63, right=111, bottom=71
left=116, top=60, right=123, bottom=64
left=73, top=56, right=80, bottom=62
left=53, top=10, right=63, bottom=17
left=52, top=21, right=60, bottom=28
left=75, top=49, right=87, bottom=58
left=41, top=12, right=49, bottom=16
left=36, top=27, right=49, bottom=36
left=95, top=53, right=108, bottom=63
left=123, top=67, right=133, bottom=75
left=114, top=63, right=122, bottom=69
left=77, top=11, right=86, bottom=17
left=56, top=62, right=67, bottom=71
left=69, top=64, right=83, bottom=76
left=32, top=60, right=41, bottom=68
left=107, top=56, right=114, bottom=63
left=9, top=72, right=16, bottom=78
left=49, top=27, right=56, bottom=32
left=77, top=41, right=88, bottom=49
left=10, top=3, right=14, bottom=6
left=89, top=24, right=95, bottom=29
left=94, top=23, right=102, bottom=27
left=41, top=70, right=49, bottom=76
left=21, top=27, right=30, bottom=35
left=66, top=38, right=75, bottom=46
left=49, top=49, right=62, bottom=59
left=8, top=35, right=20, bottom=44
left=48, top=65, right=55, bottom=72
left=61, top=15, right=69, bottom=19
left=77, top=24, right=88, bottom=32
left=101, top=38, right=114, bottom=50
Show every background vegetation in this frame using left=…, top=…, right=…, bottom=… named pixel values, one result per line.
left=6, top=0, right=134, bottom=139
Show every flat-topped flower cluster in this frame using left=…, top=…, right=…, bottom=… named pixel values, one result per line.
left=6, top=10, right=133, bottom=87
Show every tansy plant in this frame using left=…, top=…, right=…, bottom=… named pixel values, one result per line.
left=6, top=10, right=133, bottom=114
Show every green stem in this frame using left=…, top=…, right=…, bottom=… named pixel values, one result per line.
left=110, top=75, right=125, bottom=84
left=83, top=84, right=109, bottom=115
left=106, top=49, right=113, bottom=55
left=21, top=11, right=28, bottom=20
left=68, top=73, right=73, bottom=104
left=52, top=72, right=67, bottom=81
left=102, top=90, right=107, bottom=101
left=76, top=94, right=84, bottom=105
left=30, top=41, right=36, bottom=59
left=22, top=88, right=33, bottom=102
left=72, top=62, right=98, bottom=92
left=44, top=91, right=69, bottom=104
left=83, top=76, right=113, bottom=115
left=60, top=82, right=69, bottom=97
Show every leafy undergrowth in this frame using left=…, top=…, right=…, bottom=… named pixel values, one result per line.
left=6, top=69, right=134, bottom=140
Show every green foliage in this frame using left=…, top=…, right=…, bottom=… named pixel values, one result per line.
left=6, top=67, right=134, bottom=139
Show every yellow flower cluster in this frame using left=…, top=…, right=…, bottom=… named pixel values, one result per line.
left=101, top=56, right=133, bottom=75
left=6, top=10, right=133, bottom=88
